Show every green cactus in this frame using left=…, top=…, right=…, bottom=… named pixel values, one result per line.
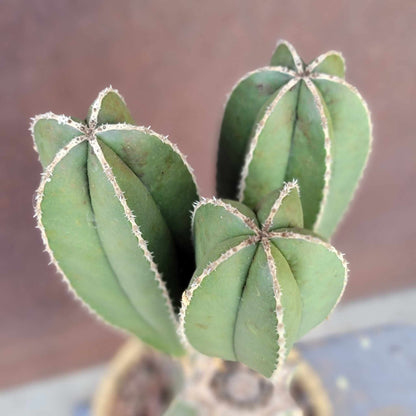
left=30, top=40, right=371, bottom=412
left=217, top=40, right=372, bottom=239
left=180, top=182, right=348, bottom=378
left=31, top=87, right=199, bottom=356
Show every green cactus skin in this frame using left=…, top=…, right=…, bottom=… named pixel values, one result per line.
left=164, top=401, right=198, bottom=416
left=217, top=40, right=372, bottom=239
left=31, top=87, right=199, bottom=356
left=180, top=182, right=348, bottom=378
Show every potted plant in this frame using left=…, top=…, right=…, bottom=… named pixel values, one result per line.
left=31, top=40, right=371, bottom=415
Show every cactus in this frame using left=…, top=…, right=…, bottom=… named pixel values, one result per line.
left=217, top=40, right=372, bottom=239
left=31, top=87, right=199, bottom=356
left=30, top=39, right=372, bottom=413
left=180, top=182, right=348, bottom=378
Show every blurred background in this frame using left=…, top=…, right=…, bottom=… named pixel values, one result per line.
left=1, top=0, right=415, bottom=405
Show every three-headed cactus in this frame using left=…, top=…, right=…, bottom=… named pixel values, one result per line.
left=180, top=182, right=347, bottom=377
left=217, top=40, right=372, bottom=239
left=31, top=87, right=198, bottom=355
left=31, top=40, right=370, bottom=392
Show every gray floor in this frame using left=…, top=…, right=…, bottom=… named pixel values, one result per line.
left=298, top=325, right=416, bottom=415
left=1, top=289, right=416, bottom=416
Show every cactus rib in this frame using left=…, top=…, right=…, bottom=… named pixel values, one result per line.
left=262, top=239, right=286, bottom=378
left=178, top=237, right=257, bottom=351
left=262, top=180, right=300, bottom=231
left=303, top=78, right=332, bottom=231
left=307, top=50, right=346, bottom=76
left=191, top=197, right=258, bottom=236
left=30, top=113, right=85, bottom=165
left=309, top=71, right=373, bottom=235
left=95, top=123, right=200, bottom=197
left=89, top=86, right=127, bottom=126
left=268, top=229, right=349, bottom=319
left=237, top=77, right=300, bottom=201
left=88, top=136, right=178, bottom=330
left=274, top=40, right=304, bottom=72
left=34, top=136, right=88, bottom=297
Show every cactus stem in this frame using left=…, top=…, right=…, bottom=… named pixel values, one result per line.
left=88, top=136, right=180, bottom=333
left=269, top=230, right=349, bottom=316
left=303, top=78, right=332, bottom=232
left=262, top=239, right=287, bottom=379
left=263, top=181, right=299, bottom=232
left=178, top=237, right=258, bottom=352
left=237, top=77, right=300, bottom=201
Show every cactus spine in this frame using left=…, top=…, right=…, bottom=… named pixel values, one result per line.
left=217, top=40, right=372, bottom=239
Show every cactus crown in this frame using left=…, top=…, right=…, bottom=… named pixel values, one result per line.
left=31, top=41, right=372, bottom=385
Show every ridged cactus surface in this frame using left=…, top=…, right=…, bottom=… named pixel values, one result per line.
left=30, top=40, right=368, bottom=387
left=31, top=87, right=199, bottom=355
left=180, top=182, right=348, bottom=377
left=217, top=40, right=372, bottom=239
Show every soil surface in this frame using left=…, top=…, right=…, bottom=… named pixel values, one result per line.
left=111, top=352, right=177, bottom=416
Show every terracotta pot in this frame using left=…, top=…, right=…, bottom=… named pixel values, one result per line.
left=93, top=338, right=332, bottom=416
left=92, top=338, right=183, bottom=416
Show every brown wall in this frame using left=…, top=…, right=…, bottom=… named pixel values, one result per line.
left=1, top=0, right=415, bottom=387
